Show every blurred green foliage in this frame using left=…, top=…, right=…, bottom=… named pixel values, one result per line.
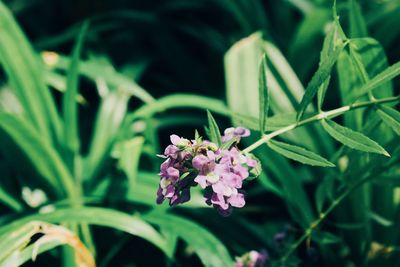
left=0, top=0, right=400, bottom=266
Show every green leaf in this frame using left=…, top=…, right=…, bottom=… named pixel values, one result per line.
left=349, top=38, right=394, bottom=98
left=0, top=207, right=169, bottom=257
left=349, top=0, right=368, bottom=38
left=352, top=60, right=400, bottom=99
left=0, top=221, right=94, bottom=266
left=267, top=140, right=335, bottom=167
left=337, top=38, right=393, bottom=130
left=311, top=230, right=342, bottom=245
left=317, top=22, right=339, bottom=109
left=206, top=110, right=222, bottom=146
left=377, top=105, right=400, bottom=136
left=321, top=119, right=390, bottom=156
left=84, top=87, right=130, bottom=181
left=144, top=212, right=233, bottom=267
left=0, top=186, right=22, bottom=212
left=258, top=54, right=269, bottom=133
left=115, top=137, right=145, bottom=193
left=369, top=211, right=393, bottom=227
left=62, top=21, right=89, bottom=153
left=0, top=113, right=76, bottom=198
left=297, top=40, right=345, bottom=120
left=45, top=54, right=154, bottom=104
left=224, top=32, right=333, bottom=154
left=0, top=2, right=61, bottom=143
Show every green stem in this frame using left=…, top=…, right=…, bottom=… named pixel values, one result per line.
left=279, top=155, right=400, bottom=265
left=279, top=177, right=366, bottom=264
left=242, top=95, right=400, bottom=154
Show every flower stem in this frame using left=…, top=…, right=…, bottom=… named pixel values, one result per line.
left=243, top=95, right=400, bottom=154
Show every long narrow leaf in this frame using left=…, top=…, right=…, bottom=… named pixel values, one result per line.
left=377, top=105, right=400, bottom=136
left=267, top=139, right=335, bottom=167
left=206, top=110, right=222, bottom=146
left=297, top=41, right=345, bottom=120
left=258, top=54, right=269, bottom=133
left=63, top=22, right=89, bottom=153
left=321, top=119, right=389, bottom=156
left=353, top=61, right=400, bottom=99
left=0, top=2, right=61, bottom=143
left=144, top=212, right=233, bottom=267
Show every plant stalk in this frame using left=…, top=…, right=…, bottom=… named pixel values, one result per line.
left=243, top=95, right=400, bottom=154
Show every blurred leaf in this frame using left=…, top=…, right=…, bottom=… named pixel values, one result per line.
left=0, top=2, right=61, bottom=143
left=289, top=8, right=330, bottom=80
left=267, top=140, right=335, bottom=167
left=206, top=110, right=222, bottom=146
left=115, top=137, right=145, bottom=193
left=0, top=221, right=94, bottom=267
left=0, top=113, right=75, bottom=198
left=0, top=187, right=22, bottom=212
left=84, top=87, right=130, bottom=181
left=43, top=53, right=154, bottom=104
left=377, top=105, right=400, bottom=136
left=62, top=21, right=89, bottom=154
left=311, top=230, right=342, bottom=245
left=144, top=212, right=233, bottom=267
left=369, top=211, right=393, bottom=227
left=0, top=207, right=169, bottom=257
left=349, top=0, right=368, bottom=38
left=258, top=54, right=269, bottom=133
left=321, top=119, right=389, bottom=156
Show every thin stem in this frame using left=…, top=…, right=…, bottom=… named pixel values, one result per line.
left=279, top=177, right=365, bottom=264
left=242, top=95, right=400, bottom=154
left=279, top=153, right=400, bottom=265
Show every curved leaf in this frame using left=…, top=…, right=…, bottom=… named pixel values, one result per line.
left=144, top=212, right=233, bottom=267
left=0, top=207, right=169, bottom=258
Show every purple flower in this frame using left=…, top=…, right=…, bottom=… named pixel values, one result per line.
left=222, top=127, right=251, bottom=143
left=156, top=127, right=260, bottom=216
left=235, top=249, right=269, bottom=267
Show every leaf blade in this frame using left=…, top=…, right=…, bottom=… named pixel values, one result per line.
left=62, top=21, right=89, bottom=153
left=258, top=54, right=269, bottom=133
left=206, top=110, right=222, bottom=146
left=377, top=105, right=400, bottom=136
left=297, top=40, right=345, bottom=120
left=321, top=119, right=389, bottom=156
left=267, top=140, right=335, bottom=167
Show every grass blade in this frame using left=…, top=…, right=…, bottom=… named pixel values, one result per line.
left=0, top=2, right=61, bottom=143
left=63, top=21, right=89, bottom=153
left=258, top=54, right=269, bottom=133
left=0, top=207, right=169, bottom=258
left=0, top=113, right=76, bottom=199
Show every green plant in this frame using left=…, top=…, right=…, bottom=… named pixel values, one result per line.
left=0, top=0, right=399, bottom=266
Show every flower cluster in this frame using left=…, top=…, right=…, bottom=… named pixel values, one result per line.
left=156, top=127, right=260, bottom=215
left=235, top=250, right=268, bottom=267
